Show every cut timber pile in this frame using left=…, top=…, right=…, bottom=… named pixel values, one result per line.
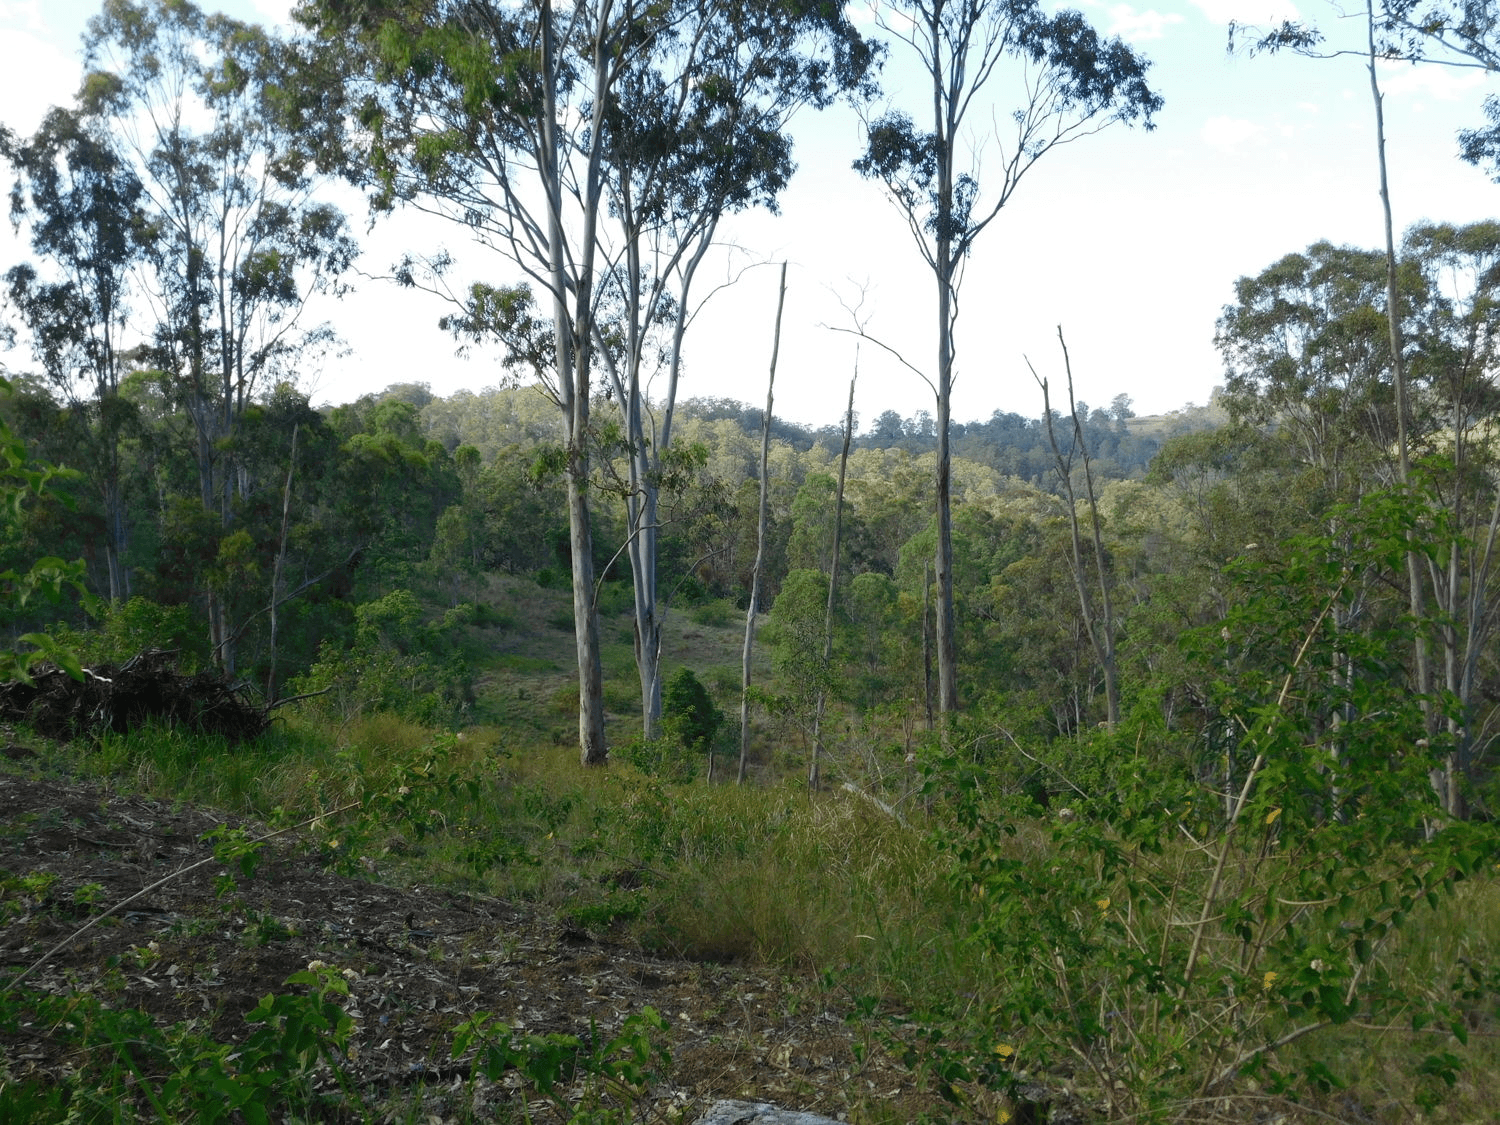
left=0, top=649, right=268, bottom=742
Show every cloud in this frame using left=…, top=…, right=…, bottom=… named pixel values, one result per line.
left=1189, top=0, right=1301, bottom=26
left=1376, top=60, right=1490, bottom=101
left=1201, top=115, right=1267, bottom=151
left=0, top=1, right=44, bottom=33
left=247, top=0, right=296, bottom=29
left=1104, top=5, right=1183, bottom=40
left=0, top=29, right=80, bottom=134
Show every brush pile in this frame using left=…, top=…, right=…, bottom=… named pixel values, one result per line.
left=0, top=649, right=268, bottom=742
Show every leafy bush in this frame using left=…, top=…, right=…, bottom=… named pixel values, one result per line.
left=886, top=496, right=1500, bottom=1119
left=53, top=597, right=207, bottom=671
left=689, top=598, right=737, bottom=628
left=614, top=670, right=722, bottom=783
left=288, top=590, right=473, bottom=725
left=0, top=377, right=92, bottom=683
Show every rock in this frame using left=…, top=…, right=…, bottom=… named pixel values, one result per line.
left=693, top=1100, right=845, bottom=1125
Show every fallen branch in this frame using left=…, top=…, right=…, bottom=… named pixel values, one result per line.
left=841, top=782, right=907, bottom=826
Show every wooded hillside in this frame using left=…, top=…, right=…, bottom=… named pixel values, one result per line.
left=5, top=1, right=1500, bottom=1121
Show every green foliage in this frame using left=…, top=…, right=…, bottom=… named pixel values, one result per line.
left=688, top=597, right=737, bottom=627
left=53, top=596, right=208, bottom=671
left=662, top=668, right=724, bottom=756
left=617, top=668, right=724, bottom=783
left=289, top=590, right=474, bottom=725
left=451, top=1007, right=670, bottom=1125
left=886, top=489, right=1500, bottom=1119
left=0, top=968, right=357, bottom=1124
left=0, top=377, right=92, bottom=683
left=765, top=568, right=832, bottom=705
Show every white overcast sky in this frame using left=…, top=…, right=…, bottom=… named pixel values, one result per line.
left=2, top=0, right=1498, bottom=428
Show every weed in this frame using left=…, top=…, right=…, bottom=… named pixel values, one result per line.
left=452, top=1006, right=670, bottom=1125
left=239, top=910, right=296, bottom=947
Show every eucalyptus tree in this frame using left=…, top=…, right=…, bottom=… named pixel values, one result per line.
left=1214, top=223, right=1500, bottom=817
left=588, top=0, right=876, bottom=737
left=853, top=0, right=1159, bottom=715
left=288, top=0, right=872, bottom=759
left=3, top=107, right=145, bottom=603
left=288, top=0, right=673, bottom=763
left=1403, top=219, right=1500, bottom=815
left=81, top=0, right=356, bottom=672
left=1214, top=240, right=1409, bottom=507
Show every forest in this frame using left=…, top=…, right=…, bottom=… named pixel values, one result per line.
left=4, top=0, right=1500, bottom=1122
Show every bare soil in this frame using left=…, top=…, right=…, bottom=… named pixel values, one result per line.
left=0, top=767, right=945, bottom=1122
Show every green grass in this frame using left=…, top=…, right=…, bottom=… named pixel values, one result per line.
left=8, top=569, right=1500, bottom=1123
left=493, top=653, right=558, bottom=673
left=10, top=706, right=1500, bottom=1122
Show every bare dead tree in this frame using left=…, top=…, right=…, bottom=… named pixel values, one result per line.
left=810, top=359, right=859, bottom=790
left=1031, top=327, right=1119, bottom=725
left=739, top=263, right=787, bottom=785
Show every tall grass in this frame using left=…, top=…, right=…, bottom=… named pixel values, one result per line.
left=16, top=708, right=1500, bottom=1121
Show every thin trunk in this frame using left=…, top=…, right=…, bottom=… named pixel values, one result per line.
left=922, top=561, right=934, bottom=732
left=740, top=263, right=787, bottom=785
left=930, top=1, right=959, bottom=718
left=624, top=235, right=716, bottom=740
left=541, top=0, right=607, bottom=765
left=1366, top=0, right=1440, bottom=807
left=1037, top=374, right=1111, bottom=726
left=1056, top=330, right=1128, bottom=726
left=265, top=422, right=298, bottom=703
left=102, top=471, right=127, bottom=604
left=811, top=364, right=857, bottom=791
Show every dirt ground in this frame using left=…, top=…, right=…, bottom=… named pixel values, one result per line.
left=0, top=767, right=952, bottom=1123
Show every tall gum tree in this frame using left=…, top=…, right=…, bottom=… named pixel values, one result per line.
left=290, top=0, right=873, bottom=757
left=289, top=0, right=691, bottom=763
left=4, top=107, right=145, bottom=604
left=853, top=0, right=1159, bottom=716
left=82, top=0, right=356, bottom=673
left=589, top=0, right=876, bottom=738
left=1238, top=2, right=1500, bottom=817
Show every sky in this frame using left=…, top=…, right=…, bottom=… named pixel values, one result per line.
left=1, top=0, right=1498, bottom=431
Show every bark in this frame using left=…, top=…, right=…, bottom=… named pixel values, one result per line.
left=1034, top=330, right=1120, bottom=725
left=810, top=367, right=857, bottom=790
left=922, top=561, right=934, bottom=732
left=541, top=0, right=609, bottom=765
left=612, top=237, right=715, bottom=740
left=1366, top=0, right=1442, bottom=809
left=932, top=30, right=960, bottom=717
left=265, top=423, right=298, bottom=704
left=739, top=264, right=787, bottom=785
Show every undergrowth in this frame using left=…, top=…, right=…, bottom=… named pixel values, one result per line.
left=4, top=658, right=1499, bottom=1122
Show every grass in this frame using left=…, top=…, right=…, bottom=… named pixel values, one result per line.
left=7, top=570, right=1500, bottom=1122
left=11, top=706, right=1500, bottom=1121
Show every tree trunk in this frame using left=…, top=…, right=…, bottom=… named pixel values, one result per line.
left=1366, top=0, right=1442, bottom=809
left=811, top=366, right=857, bottom=790
left=540, top=0, right=608, bottom=765
left=740, top=263, right=787, bottom=785
left=922, top=561, right=934, bottom=732
left=1035, top=330, right=1120, bottom=726
left=265, top=423, right=298, bottom=704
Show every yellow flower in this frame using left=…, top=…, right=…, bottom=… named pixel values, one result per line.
left=994, top=1043, right=1015, bottom=1060
left=1265, top=807, right=1282, bottom=826
left=1095, top=897, right=1111, bottom=912
left=1262, top=971, right=1277, bottom=991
